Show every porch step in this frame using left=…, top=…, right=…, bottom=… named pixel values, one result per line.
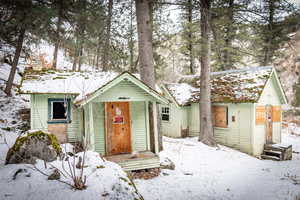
left=262, top=149, right=282, bottom=160
left=264, top=144, right=285, bottom=152
left=261, top=154, right=281, bottom=161
left=261, top=143, right=293, bottom=161
left=105, top=151, right=160, bottom=171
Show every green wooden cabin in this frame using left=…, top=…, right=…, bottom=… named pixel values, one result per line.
left=20, top=70, right=168, bottom=171
left=159, top=67, right=287, bottom=156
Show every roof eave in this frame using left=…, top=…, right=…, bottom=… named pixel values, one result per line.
left=76, top=72, right=169, bottom=106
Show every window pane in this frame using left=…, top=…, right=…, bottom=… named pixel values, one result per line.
left=53, top=102, right=67, bottom=119
left=162, top=114, right=169, bottom=121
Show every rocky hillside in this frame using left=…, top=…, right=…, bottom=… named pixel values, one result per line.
left=274, top=31, right=300, bottom=106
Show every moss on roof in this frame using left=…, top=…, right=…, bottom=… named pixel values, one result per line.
left=177, top=67, right=273, bottom=103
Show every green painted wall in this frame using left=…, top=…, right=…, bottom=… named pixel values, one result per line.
left=92, top=102, right=105, bottom=154
left=186, top=103, right=253, bottom=154
left=30, top=94, right=80, bottom=143
left=188, top=103, right=200, bottom=137
left=131, top=102, right=148, bottom=151
left=159, top=103, right=184, bottom=138
left=93, top=80, right=156, bottom=102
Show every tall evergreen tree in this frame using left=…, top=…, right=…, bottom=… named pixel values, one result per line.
left=199, top=0, right=216, bottom=146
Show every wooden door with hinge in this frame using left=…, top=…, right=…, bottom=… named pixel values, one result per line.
left=105, top=102, right=131, bottom=155
left=265, top=105, right=273, bottom=144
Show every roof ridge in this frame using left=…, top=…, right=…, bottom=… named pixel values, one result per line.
left=211, top=66, right=273, bottom=76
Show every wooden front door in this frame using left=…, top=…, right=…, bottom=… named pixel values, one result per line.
left=105, top=102, right=131, bottom=155
left=265, top=105, right=273, bottom=144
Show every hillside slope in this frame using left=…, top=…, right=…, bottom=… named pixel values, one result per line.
left=275, top=31, right=300, bottom=105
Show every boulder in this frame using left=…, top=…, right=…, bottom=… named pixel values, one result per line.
left=48, top=169, right=60, bottom=180
left=5, top=130, right=62, bottom=164
left=160, top=157, right=175, bottom=170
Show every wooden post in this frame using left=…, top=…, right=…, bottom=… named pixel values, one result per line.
left=145, top=101, right=151, bottom=151
left=152, top=101, right=159, bottom=154
left=89, top=103, right=94, bottom=151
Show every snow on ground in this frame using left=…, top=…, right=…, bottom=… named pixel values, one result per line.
left=135, top=133, right=300, bottom=200
left=0, top=63, right=22, bottom=85
left=0, top=148, right=142, bottom=200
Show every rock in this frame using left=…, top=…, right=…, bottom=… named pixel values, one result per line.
left=5, top=130, right=62, bottom=164
left=129, top=168, right=161, bottom=179
left=12, top=168, right=31, bottom=180
left=48, top=169, right=60, bottom=180
left=160, top=157, right=175, bottom=170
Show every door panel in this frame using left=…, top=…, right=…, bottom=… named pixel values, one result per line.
left=105, top=102, right=131, bottom=155
left=265, top=105, right=273, bottom=144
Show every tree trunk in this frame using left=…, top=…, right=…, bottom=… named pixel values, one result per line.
left=187, top=0, right=194, bottom=74
left=129, top=0, right=135, bottom=73
left=72, top=43, right=78, bottom=71
left=102, top=0, right=113, bottom=71
left=78, top=47, right=83, bottom=71
left=263, top=0, right=274, bottom=66
left=5, top=28, right=26, bottom=96
left=135, top=0, right=155, bottom=89
left=52, top=0, right=63, bottom=69
left=223, top=0, right=234, bottom=70
left=199, top=0, right=216, bottom=147
left=135, top=0, right=162, bottom=151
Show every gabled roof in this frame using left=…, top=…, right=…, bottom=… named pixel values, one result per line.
left=20, top=69, right=168, bottom=105
left=164, top=66, right=287, bottom=104
left=76, top=71, right=169, bottom=106
left=161, top=83, right=198, bottom=106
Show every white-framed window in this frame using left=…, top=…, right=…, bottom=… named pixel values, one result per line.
left=161, top=106, right=170, bottom=122
left=48, top=98, right=71, bottom=123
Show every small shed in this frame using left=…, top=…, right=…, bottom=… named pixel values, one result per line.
left=20, top=69, right=168, bottom=171
left=159, top=67, right=287, bottom=156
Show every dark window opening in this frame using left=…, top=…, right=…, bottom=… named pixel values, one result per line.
left=161, top=107, right=170, bottom=122
left=48, top=98, right=71, bottom=123
left=52, top=101, right=67, bottom=120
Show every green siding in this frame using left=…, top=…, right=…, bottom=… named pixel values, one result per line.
left=188, top=103, right=200, bottom=137
left=160, top=103, right=183, bottom=138
left=131, top=102, right=147, bottom=151
left=30, top=94, right=80, bottom=142
left=186, top=103, right=253, bottom=154
left=93, top=102, right=105, bottom=155
left=93, top=80, right=156, bottom=102
left=30, top=94, right=48, bottom=131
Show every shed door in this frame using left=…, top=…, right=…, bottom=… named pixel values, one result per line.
left=105, top=102, right=131, bottom=155
left=265, top=105, right=273, bottom=144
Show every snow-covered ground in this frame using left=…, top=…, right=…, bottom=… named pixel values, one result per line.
left=135, top=133, right=300, bottom=200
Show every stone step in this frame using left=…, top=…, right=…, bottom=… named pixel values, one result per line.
left=261, top=154, right=281, bottom=161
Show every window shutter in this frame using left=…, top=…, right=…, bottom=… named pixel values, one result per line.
left=212, top=106, right=227, bottom=128
left=256, top=106, right=265, bottom=125
left=272, top=106, right=281, bottom=122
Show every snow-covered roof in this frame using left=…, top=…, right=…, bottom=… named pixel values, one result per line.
left=20, top=69, right=166, bottom=104
left=163, top=83, right=198, bottom=106
left=20, top=69, right=119, bottom=102
left=166, top=66, right=273, bottom=104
